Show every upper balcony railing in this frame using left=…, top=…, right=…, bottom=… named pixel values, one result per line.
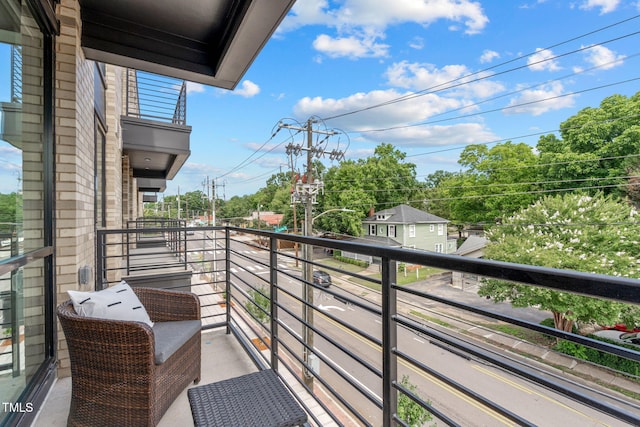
left=11, top=45, right=22, bottom=104
left=124, top=69, right=187, bottom=125
left=96, top=226, right=640, bottom=427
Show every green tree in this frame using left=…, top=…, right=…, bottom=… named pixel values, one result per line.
left=245, top=285, right=270, bottom=323
left=537, top=92, right=640, bottom=199
left=218, top=195, right=253, bottom=224
left=397, top=375, right=432, bottom=427
left=319, top=143, right=426, bottom=235
left=423, top=170, right=456, bottom=220
left=435, top=142, right=539, bottom=224
left=478, top=193, right=640, bottom=331
left=0, top=192, right=20, bottom=224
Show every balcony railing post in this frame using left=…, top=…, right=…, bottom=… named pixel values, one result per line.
left=381, top=257, right=398, bottom=427
left=96, top=230, right=104, bottom=290
left=225, top=228, right=231, bottom=334
left=126, top=228, right=131, bottom=276
left=269, top=236, right=279, bottom=371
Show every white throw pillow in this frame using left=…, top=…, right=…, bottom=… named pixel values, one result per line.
left=67, top=281, right=154, bottom=327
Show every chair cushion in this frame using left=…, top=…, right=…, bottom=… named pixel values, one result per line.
left=67, top=281, right=154, bottom=327
left=152, top=320, right=202, bottom=364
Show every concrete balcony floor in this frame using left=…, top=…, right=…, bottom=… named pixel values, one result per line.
left=33, top=328, right=258, bottom=426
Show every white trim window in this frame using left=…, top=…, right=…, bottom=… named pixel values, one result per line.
left=388, top=225, right=396, bottom=237
left=438, top=224, right=444, bottom=236
left=409, top=224, right=416, bottom=237
left=369, top=224, right=376, bottom=235
left=429, top=224, right=435, bottom=232
left=434, top=243, right=444, bottom=253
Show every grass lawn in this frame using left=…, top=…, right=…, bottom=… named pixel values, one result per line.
left=316, top=258, right=443, bottom=291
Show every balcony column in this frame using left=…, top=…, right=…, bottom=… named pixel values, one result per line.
left=381, top=257, right=398, bottom=427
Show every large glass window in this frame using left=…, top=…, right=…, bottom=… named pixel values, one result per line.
left=0, top=1, right=54, bottom=423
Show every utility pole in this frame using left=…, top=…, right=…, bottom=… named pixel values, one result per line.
left=280, top=118, right=345, bottom=390
left=211, top=178, right=216, bottom=227
left=203, top=176, right=210, bottom=226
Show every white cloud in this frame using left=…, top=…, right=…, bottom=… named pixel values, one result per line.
left=363, top=123, right=499, bottom=148
left=408, top=37, right=425, bottom=50
left=527, top=48, right=561, bottom=71
left=480, top=49, right=500, bottom=63
left=504, top=82, right=575, bottom=116
left=579, top=0, right=620, bottom=14
left=280, top=0, right=489, bottom=59
left=186, top=82, right=206, bottom=94
left=582, top=44, right=625, bottom=70
left=0, top=145, right=21, bottom=157
left=384, top=61, right=504, bottom=99
left=283, top=0, right=488, bottom=33
left=519, top=0, right=548, bottom=9
left=293, top=89, right=464, bottom=131
left=386, top=61, right=469, bottom=90
left=312, top=32, right=389, bottom=59
left=233, top=80, right=260, bottom=98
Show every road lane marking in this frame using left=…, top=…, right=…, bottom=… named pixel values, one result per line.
left=472, top=365, right=611, bottom=426
left=318, top=313, right=516, bottom=426
left=318, top=305, right=345, bottom=312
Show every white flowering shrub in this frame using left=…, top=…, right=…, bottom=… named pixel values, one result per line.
left=479, top=192, right=640, bottom=331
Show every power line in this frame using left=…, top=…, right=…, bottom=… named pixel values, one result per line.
left=320, top=16, right=640, bottom=121
left=219, top=17, right=640, bottom=197
left=216, top=122, right=294, bottom=179
left=322, top=152, right=640, bottom=186
left=319, top=181, right=637, bottom=212
left=356, top=53, right=639, bottom=134
left=323, top=174, right=636, bottom=194
left=319, top=117, right=640, bottom=184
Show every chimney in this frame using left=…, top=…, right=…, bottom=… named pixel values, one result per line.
left=369, top=207, right=375, bottom=218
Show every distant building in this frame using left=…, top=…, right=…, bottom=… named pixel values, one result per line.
left=362, top=204, right=456, bottom=254
left=452, top=235, right=489, bottom=290
left=246, top=211, right=284, bottom=228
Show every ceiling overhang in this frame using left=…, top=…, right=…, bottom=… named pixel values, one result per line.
left=122, top=116, right=191, bottom=181
left=138, top=179, right=167, bottom=194
left=78, top=0, right=296, bottom=89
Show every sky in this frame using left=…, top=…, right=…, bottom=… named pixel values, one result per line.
left=1, top=0, right=640, bottom=200
left=171, top=0, right=640, bottom=200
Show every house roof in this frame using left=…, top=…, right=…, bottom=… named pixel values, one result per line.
left=454, top=235, right=488, bottom=256
left=363, top=204, right=449, bottom=224
left=347, top=235, right=402, bottom=247
left=260, top=214, right=284, bottom=227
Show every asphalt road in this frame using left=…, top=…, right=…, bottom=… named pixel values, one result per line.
left=187, top=232, right=639, bottom=426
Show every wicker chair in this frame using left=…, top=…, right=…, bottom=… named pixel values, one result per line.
left=57, top=287, right=202, bottom=427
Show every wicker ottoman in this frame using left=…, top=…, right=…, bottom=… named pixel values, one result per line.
left=187, top=369, right=308, bottom=427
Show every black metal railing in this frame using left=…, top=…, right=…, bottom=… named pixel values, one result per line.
left=124, top=69, right=187, bottom=125
left=96, top=226, right=640, bottom=426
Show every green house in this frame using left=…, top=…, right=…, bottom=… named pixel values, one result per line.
left=362, top=204, right=455, bottom=253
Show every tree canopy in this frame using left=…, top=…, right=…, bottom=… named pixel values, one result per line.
left=317, top=143, right=426, bottom=235
left=536, top=92, right=640, bottom=200
left=426, top=142, right=539, bottom=224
